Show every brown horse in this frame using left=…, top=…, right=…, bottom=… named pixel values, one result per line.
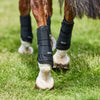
left=18, top=0, right=100, bottom=90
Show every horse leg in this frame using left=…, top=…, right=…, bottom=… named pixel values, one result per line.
left=18, top=0, right=33, bottom=54
left=47, top=0, right=52, bottom=35
left=31, top=0, right=54, bottom=90
left=47, top=0, right=56, bottom=51
left=53, top=0, right=75, bottom=70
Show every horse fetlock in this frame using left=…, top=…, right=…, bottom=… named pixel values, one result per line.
left=18, top=40, right=33, bottom=54
left=35, top=63, right=54, bottom=90
left=53, top=50, right=70, bottom=69
left=21, top=40, right=30, bottom=48
left=39, top=63, right=51, bottom=73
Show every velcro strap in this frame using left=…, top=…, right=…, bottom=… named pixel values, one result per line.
left=38, top=46, right=52, bottom=55
left=38, top=54, right=53, bottom=66
left=38, top=40, right=51, bottom=46
left=20, top=15, right=32, bottom=27
left=61, top=19, right=74, bottom=34
left=38, top=54, right=53, bottom=62
left=37, top=26, right=50, bottom=41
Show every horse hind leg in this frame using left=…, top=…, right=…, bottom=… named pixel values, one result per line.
left=47, top=0, right=56, bottom=51
left=31, top=0, right=54, bottom=90
left=18, top=0, right=33, bottom=54
left=53, top=0, right=75, bottom=70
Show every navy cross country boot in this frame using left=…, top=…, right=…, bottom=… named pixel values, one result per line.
left=53, top=18, right=74, bottom=70
left=18, top=15, right=33, bottom=54
left=35, top=26, right=54, bottom=90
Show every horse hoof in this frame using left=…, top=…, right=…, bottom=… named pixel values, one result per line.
left=49, top=35, right=56, bottom=51
left=35, top=63, right=54, bottom=90
left=18, top=45, right=33, bottom=54
left=18, top=40, right=33, bottom=54
left=53, top=50, right=70, bottom=70
left=35, top=83, right=54, bottom=90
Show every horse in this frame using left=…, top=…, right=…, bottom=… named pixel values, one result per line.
left=18, top=0, right=100, bottom=90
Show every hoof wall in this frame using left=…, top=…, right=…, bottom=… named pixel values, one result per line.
left=35, top=78, right=54, bottom=90
left=35, top=84, right=54, bottom=90
left=53, top=63, right=69, bottom=71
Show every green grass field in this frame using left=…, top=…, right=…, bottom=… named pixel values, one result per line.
left=0, top=0, right=100, bottom=100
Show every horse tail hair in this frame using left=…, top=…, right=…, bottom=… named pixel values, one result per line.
left=58, top=0, right=100, bottom=19
left=58, top=0, right=64, bottom=14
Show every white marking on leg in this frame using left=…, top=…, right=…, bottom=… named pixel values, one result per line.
left=50, top=35, right=56, bottom=51
left=18, top=40, right=33, bottom=54
left=36, top=63, right=54, bottom=89
left=53, top=50, right=70, bottom=68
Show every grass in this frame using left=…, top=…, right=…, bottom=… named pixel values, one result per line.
left=0, top=0, right=100, bottom=100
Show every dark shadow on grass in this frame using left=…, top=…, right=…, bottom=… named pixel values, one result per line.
left=52, top=41, right=100, bottom=90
